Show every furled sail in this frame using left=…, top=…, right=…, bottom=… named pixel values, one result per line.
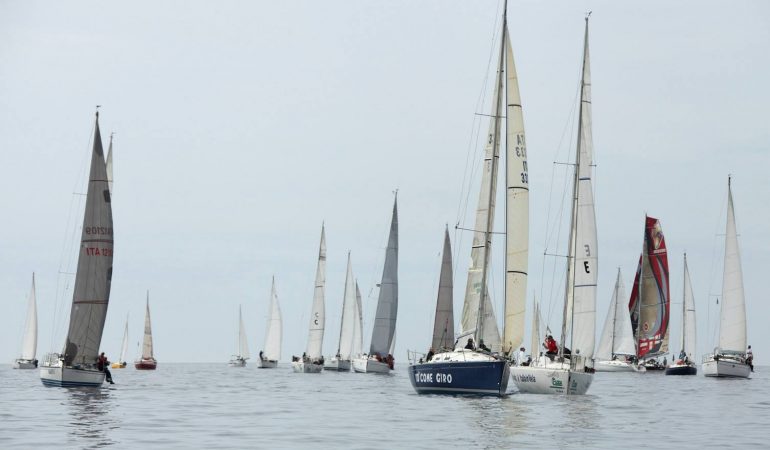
left=629, top=216, right=670, bottom=359
left=431, top=228, right=454, bottom=352
left=596, top=269, right=635, bottom=360
left=306, top=225, right=326, bottom=359
left=20, top=273, right=38, bottom=361
left=63, top=113, right=114, bottom=366
left=337, top=253, right=357, bottom=360
left=718, top=178, right=746, bottom=353
left=238, top=305, right=250, bottom=360
left=264, top=277, right=282, bottom=360
left=369, top=198, right=398, bottom=357
left=681, top=254, right=697, bottom=360
left=141, top=293, right=154, bottom=359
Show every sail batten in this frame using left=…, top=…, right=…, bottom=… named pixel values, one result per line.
left=369, top=198, right=399, bottom=356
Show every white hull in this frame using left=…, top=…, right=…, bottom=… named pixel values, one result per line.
left=595, top=359, right=644, bottom=373
left=292, top=361, right=324, bottom=373
left=228, top=358, right=247, bottom=367
left=703, top=355, right=751, bottom=378
left=14, top=359, right=37, bottom=369
left=40, top=363, right=105, bottom=388
left=511, top=365, right=593, bottom=395
left=324, top=358, right=351, bottom=371
left=258, top=359, right=278, bottom=369
left=352, top=357, right=391, bottom=374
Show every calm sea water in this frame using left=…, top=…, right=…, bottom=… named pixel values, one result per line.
left=1, top=363, right=768, bottom=449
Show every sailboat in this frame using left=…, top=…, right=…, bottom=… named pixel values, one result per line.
left=259, top=277, right=282, bottom=368
left=666, top=254, right=697, bottom=375
left=292, top=225, right=326, bottom=373
left=703, top=177, right=751, bottom=378
left=351, top=281, right=364, bottom=360
left=135, top=292, right=157, bottom=370
left=229, top=305, right=250, bottom=367
left=353, top=197, right=398, bottom=374
left=629, top=216, right=671, bottom=371
left=14, top=274, right=38, bottom=369
left=40, top=111, right=114, bottom=387
left=111, top=315, right=129, bottom=368
left=511, top=15, right=597, bottom=395
left=325, top=253, right=357, bottom=371
left=595, top=269, right=643, bottom=372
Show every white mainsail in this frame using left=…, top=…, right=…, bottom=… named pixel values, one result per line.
left=337, top=253, right=357, bottom=360
left=263, top=277, right=282, bottom=361
left=431, top=228, right=454, bottom=351
left=62, top=113, right=114, bottom=367
left=369, top=198, right=398, bottom=357
left=681, top=254, right=697, bottom=360
left=141, top=292, right=154, bottom=360
left=118, top=314, right=129, bottom=363
left=306, top=225, right=326, bottom=359
left=718, top=178, right=746, bottom=353
left=352, top=281, right=363, bottom=356
left=20, top=273, right=38, bottom=361
left=502, top=25, right=529, bottom=356
left=238, top=305, right=250, bottom=360
left=561, top=19, right=598, bottom=360
left=106, top=133, right=114, bottom=195
left=596, top=269, right=635, bottom=360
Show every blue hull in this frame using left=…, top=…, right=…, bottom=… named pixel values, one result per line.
left=408, top=360, right=510, bottom=396
left=41, top=379, right=103, bottom=388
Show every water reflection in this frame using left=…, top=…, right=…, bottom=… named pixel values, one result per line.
left=65, top=388, right=117, bottom=448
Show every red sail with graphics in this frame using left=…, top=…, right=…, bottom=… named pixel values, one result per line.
left=628, top=216, right=670, bottom=359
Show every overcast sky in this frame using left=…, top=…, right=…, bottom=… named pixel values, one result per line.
left=1, top=1, right=768, bottom=365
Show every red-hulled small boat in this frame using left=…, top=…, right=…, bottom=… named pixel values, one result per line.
left=135, top=293, right=157, bottom=371
left=135, top=357, right=157, bottom=370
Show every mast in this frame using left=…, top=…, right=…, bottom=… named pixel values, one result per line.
left=610, top=268, right=618, bottom=357
left=636, top=221, right=644, bottom=358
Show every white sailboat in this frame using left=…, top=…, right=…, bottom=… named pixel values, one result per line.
left=666, top=254, right=697, bottom=375
left=14, top=273, right=38, bottom=369
left=325, top=253, right=357, bottom=371
left=111, top=315, right=129, bottom=368
left=511, top=15, right=597, bottom=395
left=353, top=197, right=398, bottom=374
left=595, top=269, right=643, bottom=372
left=229, top=305, right=250, bottom=367
left=135, top=292, right=157, bottom=370
left=293, top=225, right=327, bottom=373
left=350, top=281, right=364, bottom=360
left=40, top=111, right=114, bottom=387
left=703, top=177, right=751, bottom=378
left=259, top=277, right=282, bottom=368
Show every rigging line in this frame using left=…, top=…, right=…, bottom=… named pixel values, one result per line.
left=455, top=225, right=505, bottom=235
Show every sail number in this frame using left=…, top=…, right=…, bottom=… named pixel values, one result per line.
left=583, top=245, right=591, bottom=273
left=85, top=247, right=113, bottom=257
left=414, top=372, right=453, bottom=384
left=85, top=226, right=113, bottom=236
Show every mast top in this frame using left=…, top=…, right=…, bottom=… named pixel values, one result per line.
left=95, top=105, right=101, bottom=119
left=585, top=10, right=592, bottom=21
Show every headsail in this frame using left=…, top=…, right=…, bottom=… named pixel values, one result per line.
left=264, top=277, right=282, bottom=361
left=681, top=254, right=697, bottom=360
left=141, top=292, right=154, bottom=359
left=431, top=228, right=454, bottom=351
left=20, top=273, right=38, bottom=361
left=597, top=269, right=635, bottom=360
left=369, top=198, right=398, bottom=356
left=63, top=113, right=114, bottom=366
left=337, top=253, right=357, bottom=360
left=629, top=216, right=670, bottom=359
left=719, top=178, right=746, bottom=353
left=306, top=225, right=326, bottom=359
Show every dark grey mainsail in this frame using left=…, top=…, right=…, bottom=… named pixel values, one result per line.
left=63, top=113, right=114, bottom=366
left=431, top=227, right=454, bottom=351
left=369, top=197, right=398, bottom=357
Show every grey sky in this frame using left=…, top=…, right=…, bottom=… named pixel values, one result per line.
left=1, top=1, right=768, bottom=365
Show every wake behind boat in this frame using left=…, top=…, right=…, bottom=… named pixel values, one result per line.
left=292, top=225, right=326, bottom=374
left=40, top=111, right=114, bottom=388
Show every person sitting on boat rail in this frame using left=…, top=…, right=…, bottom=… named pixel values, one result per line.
left=544, top=335, right=558, bottom=356
left=97, top=352, right=114, bottom=384
left=478, top=339, right=490, bottom=352
left=747, top=345, right=754, bottom=372
left=464, top=338, right=475, bottom=350
left=426, top=348, right=435, bottom=362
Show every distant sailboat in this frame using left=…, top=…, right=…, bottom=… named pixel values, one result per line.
left=595, top=269, right=643, bottom=372
left=353, top=197, right=398, bottom=374
left=325, top=253, right=357, bottom=371
left=511, top=14, right=597, bottom=395
left=259, top=277, right=282, bottom=368
left=703, top=177, right=751, bottom=378
left=135, top=292, right=157, bottom=370
left=292, top=225, right=326, bottom=373
left=629, top=216, right=671, bottom=371
left=111, top=315, right=129, bottom=369
left=14, top=274, right=38, bottom=369
left=666, top=253, right=697, bottom=375
left=229, top=305, right=250, bottom=367
left=351, top=281, right=364, bottom=359
left=40, top=111, right=114, bottom=387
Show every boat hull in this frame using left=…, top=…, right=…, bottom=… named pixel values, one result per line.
left=511, top=365, right=593, bottom=395
left=40, top=364, right=105, bottom=388
left=324, top=358, right=351, bottom=371
left=352, top=357, right=391, bottom=374
left=595, top=360, right=644, bottom=372
left=292, top=361, right=323, bottom=373
left=665, top=363, right=697, bottom=376
left=14, top=359, right=38, bottom=369
left=408, top=358, right=509, bottom=396
left=110, top=362, right=127, bottom=369
left=702, top=357, right=750, bottom=378
left=228, top=359, right=247, bottom=367
left=135, top=358, right=157, bottom=370
left=258, top=359, right=278, bottom=368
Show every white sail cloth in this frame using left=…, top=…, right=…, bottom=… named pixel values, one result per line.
left=20, top=274, right=38, bottom=361
left=369, top=199, right=398, bottom=357
left=681, top=255, right=697, bottom=360
left=337, top=254, right=357, bottom=359
left=352, top=282, right=363, bottom=356
left=263, top=277, right=282, bottom=360
left=238, top=306, right=250, bottom=359
left=596, top=269, right=635, bottom=360
left=719, top=181, right=746, bottom=353
left=306, top=226, right=326, bottom=359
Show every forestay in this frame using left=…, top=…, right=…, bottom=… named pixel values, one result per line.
left=306, top=226, right=326, bottom=359
left=369, top=198, right=398, bottom=357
